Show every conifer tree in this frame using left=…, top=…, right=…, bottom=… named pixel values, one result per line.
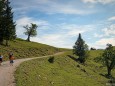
left=0, top=0, right=16, bottom=45
left=4, top=0, right=16, bottom=46
left=73, top=33, right=89, bottom=63
left=0, top=0, right=5, bottom=44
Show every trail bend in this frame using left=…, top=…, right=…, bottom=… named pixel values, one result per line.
left=0, top=52, right=64, bottom=86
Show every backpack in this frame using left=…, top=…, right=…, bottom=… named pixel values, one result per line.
left=10, top=56, right=15, bottom=60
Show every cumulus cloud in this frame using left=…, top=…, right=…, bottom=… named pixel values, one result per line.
left=82, top=0, right=97, bottom=3
left=16, top=17, right=49, bottom=26
left=108, top=16, right=115, bottom=21
left=88, top=37, right=115, bottom=49
left=59, top=24, right=93, bottom=36
left=96, top=38, right=115, bottom=45
left=82, top=0, right=115, bottom=4
left=31, top=34, right=73, bottom=48
left=16, top=17, right=49, bottom=37
left=94, top=24, right=115, bottom=39
left=95, top=38, right=115, bottom=48
left=102, top=24, right=115, bottom=36
left=94, top=33, right=104, bottom=38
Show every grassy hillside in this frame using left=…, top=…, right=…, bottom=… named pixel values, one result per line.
left=0, top=38, right=68, bottom=61
left=15, top=51, right=115, bottom=86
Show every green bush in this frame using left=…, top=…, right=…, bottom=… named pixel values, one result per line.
left=48, top=56, right=54, bottom=63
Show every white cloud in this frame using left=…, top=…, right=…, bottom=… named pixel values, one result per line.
left=58, top=24, right=93, bottom=36
left=94, top=24, right=115, bottom=38
left=12, top=0, right=96, bottom=15
left=16, top=17, right=49, bottom=37
left=67, top=29, right=86, bottom=36
left=16, top=17, right=49, bottom=26
left=31, top=34, right=73, bottom=48
left=82, top=0, right=115, bottom=4
left=102, top=24, right=115, bottom=36
left=94, top=33, right=104, bottom=38
left=94, top=38, right=115, bottom=49
left=108, top=16, right=115, bottom=21
left=82, top=0, right=97, bottom=3
left=44, top=4, right=94, bottom=15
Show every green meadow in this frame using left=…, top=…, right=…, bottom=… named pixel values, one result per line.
left=15, top=51, right=115, bottom=86
left=0, top=38, right=68, bottom=61
left=1, top=39, right=114, bottom=86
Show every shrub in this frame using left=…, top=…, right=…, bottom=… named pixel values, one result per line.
left=48, top=56, right=54, bottom=63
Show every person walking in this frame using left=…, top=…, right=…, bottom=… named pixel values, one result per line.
left=9, top=52, right=14, bottom=66
left=0, top=54, right=3, bottom=66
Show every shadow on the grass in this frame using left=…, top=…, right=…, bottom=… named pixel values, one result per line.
left=67, top=55, right=78, bottom=62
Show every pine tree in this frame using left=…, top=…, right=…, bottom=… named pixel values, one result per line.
left=23, top=23, right=38, bottom=42
left=0, top=0, right=16, bottom=45
left=3, top=0, right=16, bottom=46
left=73, top=33, right=89, bottom=63
left=0, top=0, right=5, bottom=44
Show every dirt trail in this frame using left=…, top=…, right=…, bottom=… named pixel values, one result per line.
left=0, top=52, right=64, bottom=86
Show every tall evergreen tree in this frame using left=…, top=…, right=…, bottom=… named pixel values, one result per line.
left=4, top=0, right=16, bottom=46
left=0, top=0, right=16, bottom=46
left=0, top=0, right=5, bottom=44
left=73, top=33, right=89, bottom=63
left=23, top=23, right=38, bottom=42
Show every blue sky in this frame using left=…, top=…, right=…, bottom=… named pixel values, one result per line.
left=10, top=0, right=115, bottom=49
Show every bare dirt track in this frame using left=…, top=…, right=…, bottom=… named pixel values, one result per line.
left=0, top=52, right=64, bottom=86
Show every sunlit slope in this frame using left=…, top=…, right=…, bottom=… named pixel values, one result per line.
left=0, top=38, right=68, bottom=60
left=15, top=51, right=115, bottom=86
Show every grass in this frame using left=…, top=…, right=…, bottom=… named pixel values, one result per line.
left=15, top=51, right=115, bottom=86
left=0, top=38, right=69, bottom=61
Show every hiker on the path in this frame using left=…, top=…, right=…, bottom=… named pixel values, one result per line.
left=0, top=54, right=3, bottom=66
left=9, top=52, right=14, bottom=66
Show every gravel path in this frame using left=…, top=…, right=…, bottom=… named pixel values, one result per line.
left=0, top=52, right=64, bottom=86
